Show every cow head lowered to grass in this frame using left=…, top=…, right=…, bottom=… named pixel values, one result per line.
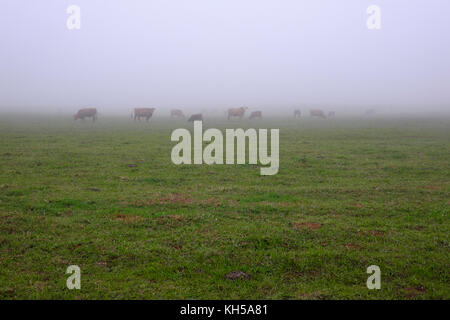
left=132, top=108, right=156, bottom=121
left=74, top=108, right=98, bottom=122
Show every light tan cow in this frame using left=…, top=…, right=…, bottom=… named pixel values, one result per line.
left=171, top=109, right=185, bottom=118
left=227, top=107, right=248, bottom=120
left=309, top=109, right=326, bottom=118
left=133, top=108, right=155, bottom=121
left=74, top=108, right=97, bottom=122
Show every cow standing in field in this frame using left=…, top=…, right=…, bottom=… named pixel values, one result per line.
left=227, top=107, right=248, bottom=120
left=249, top=111, right=263, bottom=119
left=171, top=109, right=185, bottom=118
left=328, top=111, right=335, bottom=117
left=74, top=108, right=97, bottom=122
left=309, top=109, right=326, bottom=118
left=294, top=110, right=301, bottom=118
left=133, top=108, right=155, bottom=121
left=188, top=113, right=203, bottom=122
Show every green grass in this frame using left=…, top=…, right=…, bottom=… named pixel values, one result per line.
left=0, top=115, right=448, bottom=299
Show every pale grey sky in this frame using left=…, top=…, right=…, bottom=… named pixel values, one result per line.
left=1, top=0, right=449, bottom=112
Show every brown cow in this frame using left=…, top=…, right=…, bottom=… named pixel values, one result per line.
left=74, top=108, right=97, bottom=122
left=309, top=109, right=326, bottom=118
left=294, top=110, right=301, bottom=118
left=171, top=109, right=185, bottom=118
left=227, top=107, right=248, bottom=120
left=249, top=111, right=262, bottom=119
left=133, top=108, right=155, bottom=121
left=188, top=113, right=203, bottom=122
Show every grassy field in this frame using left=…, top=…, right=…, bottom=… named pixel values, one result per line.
left=0, top=115, right=448, bottom=299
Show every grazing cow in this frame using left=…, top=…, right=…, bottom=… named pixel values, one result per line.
left=328, top=111, right=335, bottom=117
left=294, top=110, right=301, bottom=118
left=188, top=113, right=203, bottom=122
left=74, top=108, right=97, bottom=122
left=171, top=109, right=185, bottom=118
left=309, top=109, right=326, bottom=118
left=133, top=108, right=155, bottom=121
left=227, top=107, right=248, bottom=120
left=249, top=111, right=263, bottom=119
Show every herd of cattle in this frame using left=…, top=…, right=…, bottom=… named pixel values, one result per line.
left=73, top=107, right=339, bottom=122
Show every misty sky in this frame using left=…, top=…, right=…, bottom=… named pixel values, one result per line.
left=1, top=0, right=449, bottom=112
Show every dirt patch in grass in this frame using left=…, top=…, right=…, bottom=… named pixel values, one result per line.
left=69, top=243, right=82, bottom=251
left=284, top=271, right=306, bottom=280
left=421, top=184, right=441, bottom=191
left=155, top=214, right=189, bottom=227
left=226, top=271, right=249, bottom=281
left=345, top=243, right=362, bottom=250
left=292, top=222, right=322, bottom=230
left=113, top=213, right=142, bottom=223
left=404, top=286, right=426, bottom=299
left=199, top=198, right=223, bottom=207
left=34, top=281, right=47, bottom=291
left=157, top=214, right=185, bottom=222
left=165, top=240, right=183, bottom=250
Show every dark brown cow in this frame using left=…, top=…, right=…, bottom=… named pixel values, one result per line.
left=188, top=113, right=203, bottom=122
left=133, top=108, right=155, bottom=121
left=309, top=109, right=326, bottom=118
left=171, top=109, right=185, bottom=118
left=294, top=110, right=301, bottom=118
left=227, top=107, right=248, bottom=120
left=328, top=111, right=335, bottom=117
left=74, top=108, right=97, bottom=122
left=249, top=111, right=262, bottom=119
